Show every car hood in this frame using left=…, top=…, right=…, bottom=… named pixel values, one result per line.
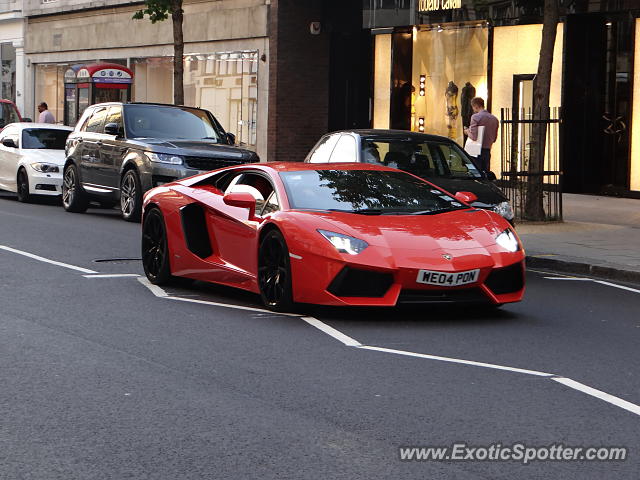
left=22, top=149, right=66, bottom=166
left=133, top=138, right=256, bottom=160
left=423, top=177, right=507, bottom=207
left=304, top=208, right=506, bottom=251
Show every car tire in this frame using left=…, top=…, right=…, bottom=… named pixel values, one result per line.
left=16, top=168, right=31, bottom=203
left=142, top=207, right=172, bottom=285
left=62, top=164, right=89, bottom=213
left=258, top=229, right=295, bottom=312
left=120, top=169, right=143, bottom=222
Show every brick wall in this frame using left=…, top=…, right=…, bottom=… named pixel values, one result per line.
left=268, top=0, right=330, bottom=162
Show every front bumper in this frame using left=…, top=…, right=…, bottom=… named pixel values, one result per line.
left=28, top=171, right=62, bottom=196
left=289, top=248, right=525, bottom=307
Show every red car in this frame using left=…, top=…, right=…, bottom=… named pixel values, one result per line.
left=141, top=163, right=525, bottom=311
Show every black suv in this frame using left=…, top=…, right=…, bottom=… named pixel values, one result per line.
left=62, top=102, right=259, bottom=221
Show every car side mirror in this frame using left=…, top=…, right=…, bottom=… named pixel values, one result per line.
left=226, top=132, right=236, bottom=145
left=2, top=138, right=17, bottom=148
left=455, top=191, right=478, bottom=204
left=485, top=171, right=497, bottom=181
left=223, top=192, right=256, bottom=219
left=104, top=122, right=122, bottom=136
left=22, top=118, right=33, bottom=123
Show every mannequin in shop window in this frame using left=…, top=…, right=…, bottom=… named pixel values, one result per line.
left=445, top=81, right=459, bottom=141
left=461, top=82, right=476, bottom=143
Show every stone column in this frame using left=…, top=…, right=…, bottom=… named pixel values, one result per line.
left=13, top=41, right=26, bottom=118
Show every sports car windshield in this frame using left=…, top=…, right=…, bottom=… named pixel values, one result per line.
left=280, top=169, right=468, bottom=215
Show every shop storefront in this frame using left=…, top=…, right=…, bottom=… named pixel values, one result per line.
left=26, top=0, right=267, bottom=157
left=365, top=0, right=640, bottom=196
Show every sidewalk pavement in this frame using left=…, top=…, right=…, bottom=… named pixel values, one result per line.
left=517, top=194, right=640, bottom=283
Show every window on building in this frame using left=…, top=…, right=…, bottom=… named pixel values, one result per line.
left=183, top=51, right=258, bottom=151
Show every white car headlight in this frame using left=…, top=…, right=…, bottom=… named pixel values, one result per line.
left=496, top=228, right=521, bottom=252
left=30, top=163, right=59, bottom=173
left=146, top=152, right=183, bottom=165
left=318, top=230, right=368, bottom=255
left=494, top=201, right=514, bottom=221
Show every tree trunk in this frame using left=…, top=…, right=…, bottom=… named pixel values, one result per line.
left=171, top=0, right=184, bottom=105
left=525, top=0, right=559, bottom=220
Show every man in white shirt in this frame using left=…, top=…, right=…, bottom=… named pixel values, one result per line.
left=37, top=102, right=55, bottom=124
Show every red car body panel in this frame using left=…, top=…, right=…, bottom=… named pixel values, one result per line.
left=143, top=162, right=525, bottom=307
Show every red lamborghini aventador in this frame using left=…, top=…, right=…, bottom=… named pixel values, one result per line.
left=141, top=162, right=525, bottom=311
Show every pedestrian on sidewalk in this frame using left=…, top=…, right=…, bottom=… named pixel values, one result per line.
left=464, top=97, right=498, bottom=175
left=37, top=102, right=55, bottom=124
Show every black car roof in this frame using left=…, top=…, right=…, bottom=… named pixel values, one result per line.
left=329, top=129, right=455, bottom=143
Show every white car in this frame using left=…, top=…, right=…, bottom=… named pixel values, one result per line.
left=0, top=123, right=73, bottom=202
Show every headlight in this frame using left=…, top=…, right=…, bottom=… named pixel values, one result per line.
left=496, top=228, right=521, bottom=252
left=145, top=152, right=183, bottom=165
left=493, top=201, right=514, bottom=221
left=318, top=230, right=368, bottom=255
left=30, top=163, right=59, bottom=173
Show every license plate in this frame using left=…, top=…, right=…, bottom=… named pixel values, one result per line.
left=416, top=269, right=480, bottom=287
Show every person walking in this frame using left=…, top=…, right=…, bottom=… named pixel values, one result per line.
left=463, top=97, right=498, bottom=174
left=37, top=102, right=55, bottom=124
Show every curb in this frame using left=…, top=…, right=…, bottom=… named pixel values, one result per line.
left=525, top=255, right=640, bottom=285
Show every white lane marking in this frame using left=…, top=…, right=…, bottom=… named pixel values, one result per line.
left=0, top=244, right=98, bottom=274
left=136, top=277, right=300, bottom=316
left=168, top=296, right=301, bottom=316
left=83, top=274, right=140, bottom=278
left=301, top=316, right=362, bottom=347
left=544, top=277, right=590, bottom=281
left=358, top=345, right=553, bottom=377
left=593, top=280, right=640, bottom=294
left=544, top=276, right=640, bottom=294
left=137, top=277, right=169, bottom=297
left=553, top=377, right=640, bottom=416
left=289, top=253, right=303, bottom=260
left=135, top=276, right=640, bottom=416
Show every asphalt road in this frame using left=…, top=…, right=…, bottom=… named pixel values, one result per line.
left=1, top=193, right=639, bottom=480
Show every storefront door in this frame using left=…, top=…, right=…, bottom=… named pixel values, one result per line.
left=563, top=13, right=632, bottom=194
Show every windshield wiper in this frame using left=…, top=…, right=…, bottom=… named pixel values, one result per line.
left=410, top=207, right=464, bottom=215
left=327, top=208, right=384, bottom=215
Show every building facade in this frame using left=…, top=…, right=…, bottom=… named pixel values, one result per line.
left=24, top=0, right=269, bottom=157
left=364, top=0, right=640, bottom=196
left=0, top=0, right=26, bottom=116
left=21, top=0, right=370, bottom=163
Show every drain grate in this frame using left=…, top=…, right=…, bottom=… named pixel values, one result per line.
left=93, top=258, right=141, bottom=264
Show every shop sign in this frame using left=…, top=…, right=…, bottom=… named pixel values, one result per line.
left=418, top=0, right=462, bottom=12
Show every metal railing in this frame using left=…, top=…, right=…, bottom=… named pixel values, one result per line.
left=500, top=107, right=563, bottom=222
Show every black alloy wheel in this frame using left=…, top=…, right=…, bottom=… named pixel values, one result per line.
left=62, top=164, right=89, bottom=213
left=120, top=169, right=143, bottom=222
left=258, top=229, right=294, bottom=312
left=142, top=208, right=172, bottom=284
left=16, top=168, right=31, bottom=203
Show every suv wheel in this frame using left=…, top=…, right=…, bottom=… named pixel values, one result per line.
left=120, top=169, right=143, bottom=222
left=62, top=164, right=89, bottom=213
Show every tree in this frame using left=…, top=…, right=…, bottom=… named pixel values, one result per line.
left=133, top=0, right=184, bottom=105
left=525, top=0, right=560, bottom=220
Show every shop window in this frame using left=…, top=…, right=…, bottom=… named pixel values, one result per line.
left=35, top=63, right=69, bottom=123
left=183, top=51, right=259, bottom=151
left=1, top=43, right=16, bottom=102
left=132, top=57, right=173, bottom=105
left=373, top=34, right=392, bottom=129
left=412, top=25, right=489, bottom=145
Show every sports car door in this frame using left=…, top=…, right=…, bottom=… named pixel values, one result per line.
left=211, top=172, right=273, bottom=277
